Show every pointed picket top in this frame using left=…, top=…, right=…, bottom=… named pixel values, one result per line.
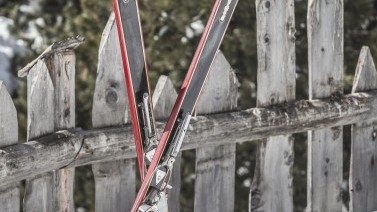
left=99, top=12, right=115, bottom=61
left=92, top=12, right=129, bottom=128
left=24, top=59, right=55, bottom=212
left=0, top=82, right=20, bottom=211
left=92, top=14, right=135, bottom=212
left=0, top=80, right=18, bottom=146
left=26, top=59, right=54, bottom=141
left=349, top=46, right=377, bottom=211
left=152, top=75, right=178, bottom=120
left=194, top=51, right=237, bottom=212
left=352, top=46, right=377, bottom=93
left=196, top=51, right=238, bottom=114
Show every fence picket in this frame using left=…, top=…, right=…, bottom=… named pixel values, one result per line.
left=307, top=0, right=344, bottom=211
left=0, top=81, right=19, bottom=212
left=23, top=60, right=55, bottom=212
left=92, top=13, right=136, bottom=212
left=49, top=49, right=77, bottom=212
left=194, top=51, right=238, bottom=212
left=349, top=46, right=377, bottom=211
left=1, top=2, right=377, bottom=211
left=152, top=75, right=180, bottom=211
left=250, top=1, right=296, bottom=211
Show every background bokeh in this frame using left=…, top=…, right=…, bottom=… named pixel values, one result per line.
left=1, top=0, right=377, bottom=211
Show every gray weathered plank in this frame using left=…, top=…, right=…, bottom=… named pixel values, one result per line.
left=92, top=13, right=130, bottom=127
left=349, top=46, right=377, bottom=212
left=92, top=13, right=136, bottom=212
left=194, top=51, right=237, bottom=212
left=0, top=81, right=19, bottom=212
left=152, top=75, right=180, bottom=211
left=0, top=90, right=377, bottom=187
left=307, top=0, right=344, bottom=211
left=22, top=42, right=80, bottom=211
left=49, top=50, right=77, bottom=212
left=250, top=0, right=295, bottom=211
left=152, top=75, right=178, bottom=120
left=23, top=59, right=55, bottom=212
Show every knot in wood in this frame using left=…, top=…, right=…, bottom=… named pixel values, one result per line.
left=265, top=1, right=270, bottom=9
left=105, top=89, right=118, bottom=104
left=372, top=130, right=377, bottom=141
left=264, top=34, right=270, bottom=44
left=249, top=188, right=263, bottom=210
left=355, top=180, right=362, bottom=192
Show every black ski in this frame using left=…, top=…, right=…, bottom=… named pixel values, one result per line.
left=132, top=0, right=239, bottom=210
left=113, top=0, right=157, bottom=179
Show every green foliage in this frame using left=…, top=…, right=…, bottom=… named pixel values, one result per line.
left=3, top=0, right=377, bottom=211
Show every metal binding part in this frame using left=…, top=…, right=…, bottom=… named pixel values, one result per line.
left=138, top=112, right=191, bottom=211
left=143, top=93, right=153, bottom=137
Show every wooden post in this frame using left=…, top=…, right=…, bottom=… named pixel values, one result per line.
left=250, top=1, right=296, bottom=211
left=307, top=0, right=344, bottom=211
left=49, top=47, right=77, bottom=212
left=22, top=35, right=81, bottom=211
left=194, top=51, right=238, bottom=212
left=0, top=81, right=19, bottom=212
left=152, top=75, right=180, bottom=211
left=23, top=60, right=55, bottom=211
left=349, top=46, right=377, bottom=211
left=92, top=13, right=136, bottom=212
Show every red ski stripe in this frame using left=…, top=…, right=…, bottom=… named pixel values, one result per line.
left=112, top=0, right=146, bottom=179
left=131, top=0, right=223, bottom=210
left=191, top=3, right=238, bottom=111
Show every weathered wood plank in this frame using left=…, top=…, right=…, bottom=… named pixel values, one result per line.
left=92, top=13, right=135, bottom=212
left=349, top=46, right=377, bottom=212
left=0, top=82, right=19, bottom=146
left=194, top=51, right=237, bottom=212
left=250, top=0, right=295, bottom=211
left=152, top=75, right=178, bottom=120
left=152, top=76, right=180, bottom=211
left=0, top=81, right=19, bottom=212
left=92, top=13, right=130, bottom=127
left=0, top=90, right=377, bottom=187
left=92, top=160, right=135, bottom=212
left=307, top=0, right=344, bottom=211
left=49, top=50, right=77, bottom=212
left=23, top=59, right=55, bottom=212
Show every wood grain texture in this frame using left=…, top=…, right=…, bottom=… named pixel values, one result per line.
left=24, top=59, right=55, bottom=212
left=194, top=51, right=237, bottom=212
left=307, top=0, right=344, bottom=211
left=92, top=13, right=135, bottom=212
left=0, top=91, right=376, bottom=187
left=0, top=81, right=19, bottom=212
left=92, top=13, right=130, bottom=127
left=250, top=0, right=295, bottom=211
left=92, top=160, right=136, bottom=212
left=349, top=46, right=377, bottom=212
left=152, top=75, right=178, bottom=120
left=152, top=76, right=180, bottom=211
left=48, top=50, right=77, bottom=212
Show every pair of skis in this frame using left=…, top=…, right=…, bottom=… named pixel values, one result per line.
left=112, top=0, right=238, bottom=211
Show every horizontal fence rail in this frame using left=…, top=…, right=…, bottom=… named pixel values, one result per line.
left=1, top=0, right=377, bottom=211
left=0, top=90, right=376, bottom=188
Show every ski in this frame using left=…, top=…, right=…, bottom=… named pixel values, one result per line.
left=132, top=0, right=238, bottom=211
left=113, top=0, right=157, bottom=179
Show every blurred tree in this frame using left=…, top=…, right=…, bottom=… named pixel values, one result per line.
left=2, top=0, right=377, bottom=211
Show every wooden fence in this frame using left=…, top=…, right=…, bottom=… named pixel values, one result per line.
left=1, top=0, right=377, bottom=211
